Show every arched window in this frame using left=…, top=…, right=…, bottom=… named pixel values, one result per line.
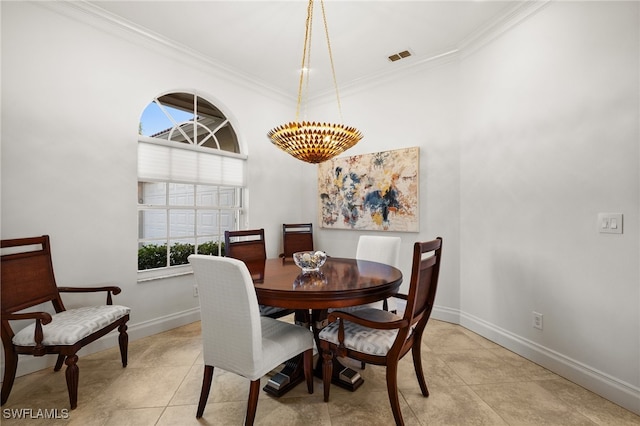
left=137, top=92, right=246, bottom=278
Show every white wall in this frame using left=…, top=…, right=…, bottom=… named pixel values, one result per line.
left=457, top=1, right=639, bottom=413
left=0, top=1, right=305, bottom=374
left=304, top=56, right=462, bottom=311
left=303, top=0, right=639, bottom=414
left=2, top=0, right=638, bottom=415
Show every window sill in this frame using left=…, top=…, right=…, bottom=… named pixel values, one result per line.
left=137, top=265, right=193, bottom=282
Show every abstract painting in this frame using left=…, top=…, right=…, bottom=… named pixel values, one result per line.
left=318, top=147, right=419, bottom=232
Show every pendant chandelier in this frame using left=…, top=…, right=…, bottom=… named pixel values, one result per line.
left=268, top=0, right=363, bottom=164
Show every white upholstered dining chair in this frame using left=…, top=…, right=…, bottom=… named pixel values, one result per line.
left=350, top=235, right=402, bottom=312
left=188, top=254, right=314, bottom=425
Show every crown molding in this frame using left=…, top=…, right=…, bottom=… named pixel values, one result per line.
left=314, top=48, right=461, bottom=103
left=42, top=0, right=550, bottom=104
left=278, top=1, right=553, bottom=103
left=47, top=0, right=294, bottom=103
left=458, top=0, right=552, bottom=58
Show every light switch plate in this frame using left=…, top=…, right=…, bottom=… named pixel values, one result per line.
left=598, top=213, right=623, bottom=234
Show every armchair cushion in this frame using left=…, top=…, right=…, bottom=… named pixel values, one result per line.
left=319, top=308, right=401, bottom=356
left=12, top=305, right=130, bottom=346
left=259, top=305, right=289, bottom=318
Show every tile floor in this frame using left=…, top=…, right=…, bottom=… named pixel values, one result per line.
left=2, top=319, right=639, bottom=425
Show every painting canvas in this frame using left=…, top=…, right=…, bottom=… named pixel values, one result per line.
left=318, top=147, right=419, bottom=232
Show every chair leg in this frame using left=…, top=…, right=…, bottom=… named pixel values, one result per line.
left=304, top=348, right=314, bottom=394
left=64, top=355, right=79, bottom=410
left=1, top=348, right=18, bottom=405
left=322, top=348, right=333, bottom=402
left=118, top=323, right=129, bottom=367
left=54, top=354, right=65, bottom=371
left=411, top=341, right=429, bottom=397
left=245, top=379, right=261, bottom=426
left=196, top=365, right=214, bottom=418
left=386, top=361, right=404, bottom=426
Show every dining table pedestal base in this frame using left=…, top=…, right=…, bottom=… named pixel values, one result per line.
left=263, top=356, right=306, bottom=397
left=264, top=310, right=365, bottom=397
left=264, top=353, right=364, bottom=397
left=316, top=363, right=364, bottom=392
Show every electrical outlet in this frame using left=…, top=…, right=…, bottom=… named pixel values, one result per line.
left=193, top=285, right=199, bottom=297
left=533, top=312, right=543, bottom=330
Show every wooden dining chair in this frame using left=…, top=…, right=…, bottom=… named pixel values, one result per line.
left=279, top=223, right=314, bottom=263
left=188, top=255, right=314, bottom=425
left=224, top=229, right=292, bottom=319
left=1, top=235, right=130, bottom=410
left=319, top=238, right=443, bottom=426
left=225, top=229, right=267, bottom=282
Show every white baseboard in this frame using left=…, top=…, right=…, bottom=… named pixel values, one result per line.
left=432, top=307, right=640, bottom=416
left=431, top=305, right=461, bottom=324
left=10, top=307, right=201, bottom=378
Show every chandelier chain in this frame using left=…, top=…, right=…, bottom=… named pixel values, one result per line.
left=267, top=0, right=362, bottom=164
left=320, top=0, right=343, bottom=122
left=295, top=0, right=343, bottom=123
left=296, top=0, right=313, bottom=122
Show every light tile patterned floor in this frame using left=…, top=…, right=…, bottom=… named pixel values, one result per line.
left=2, top=319, right=638, bottom=425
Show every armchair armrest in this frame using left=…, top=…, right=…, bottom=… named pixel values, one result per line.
left=3, top=311, right=53, bottom=354
left=328, top=310, right=408, bottom=331
left=58, top=286, right=122, bottom=305
left=4, top=311, right=53, bottom=324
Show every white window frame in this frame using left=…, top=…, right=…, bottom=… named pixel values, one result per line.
left=137, top=92, right=246, bottom=282
left=137, top=178, right=244, bottom=282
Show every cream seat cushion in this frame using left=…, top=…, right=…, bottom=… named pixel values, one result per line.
left=259, top=305, right=289, bottom=317
left=12, top=305, right=130, bottom=346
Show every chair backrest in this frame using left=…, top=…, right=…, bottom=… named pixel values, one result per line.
left=1, top=235, right=66, bottom=315
left=281, top=223, right=314, bottom=259
left=188, top=255, right=263, bottom=375
left=403, top=238, right=443, bottom=327
left=224, top=229, right=267, bottom=282
left=224, top=229, right=266, bottom=262
left=356, top=235, right=401, bottom=268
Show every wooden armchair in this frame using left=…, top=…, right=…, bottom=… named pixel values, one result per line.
left=1, top=235, right=130, bottom=409
left=319, top=238, right=443, bottom=426
left=279, top=223, right=314, bottom=263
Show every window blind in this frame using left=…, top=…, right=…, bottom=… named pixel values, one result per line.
left=138, top=141, right=246, bottom=187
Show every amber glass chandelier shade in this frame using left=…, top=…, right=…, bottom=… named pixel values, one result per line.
left=268, top=0, right=363, bottom=163
left=268, top=121, right=363, bottom=164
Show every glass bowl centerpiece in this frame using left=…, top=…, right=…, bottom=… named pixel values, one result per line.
left=293, top=251, right=327, bottom=273
left=293, top=271, right=328, bottom=288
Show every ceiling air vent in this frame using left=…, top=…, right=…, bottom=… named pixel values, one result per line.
left=388, top=50, right=412, bottom=62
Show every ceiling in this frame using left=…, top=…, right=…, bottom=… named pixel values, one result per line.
left=90, top=1, right=523, bottom=98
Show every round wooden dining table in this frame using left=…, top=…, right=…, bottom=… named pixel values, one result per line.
left=246, top=256, right=403, bottom=397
